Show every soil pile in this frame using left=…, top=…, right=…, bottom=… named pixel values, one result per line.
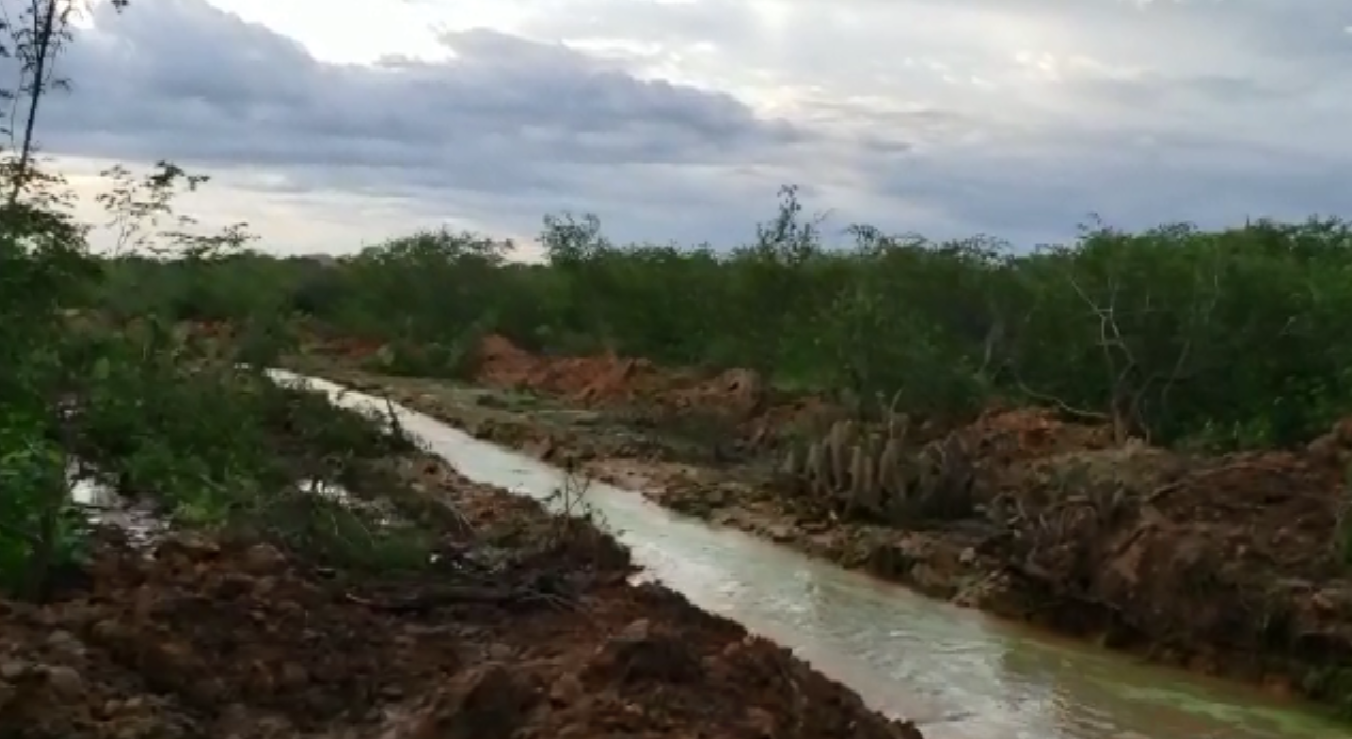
left=1002, top=441, right=1352, bottom=647
left=0, top=458, right=922, bottom=739
left=285, top=319, right=385, bottom=362
left=473, top=335, right=773, bottom=423
left=959, top=406, right=1116, bottom=465
left=475, top=334, right=667, bottom=404
left=465, top=337, right=1121, bottom=457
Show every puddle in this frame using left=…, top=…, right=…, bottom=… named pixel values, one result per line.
left=68, top=462, right=166, bottom=545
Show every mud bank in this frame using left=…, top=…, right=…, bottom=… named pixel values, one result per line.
left=0, top=446, right=920, bottom=738
left=297, top=352, right=1352, bottom=720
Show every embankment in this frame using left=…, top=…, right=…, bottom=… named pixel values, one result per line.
left=292, top=334, right=1352, bottom=719
left=1, top=424, right=920, bottom=738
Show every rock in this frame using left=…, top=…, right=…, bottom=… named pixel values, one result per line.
left=619, top=619, right=654, bottom=641
left=0, top=660, right=30, bottom=680
left=241, top=544, right=286, bottom=574
left=42, top=664, right=84, bottom=698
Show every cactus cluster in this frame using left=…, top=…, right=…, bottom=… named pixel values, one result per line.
left=778, top=413, right=978, bottom=523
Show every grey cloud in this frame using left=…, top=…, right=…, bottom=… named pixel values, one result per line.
left=522, top=0, right=1351, bottom=95
left=1192, top=1, right=1352, bottom=61
left=46, top=3, right=805, bottom=166
left=508, top=0, right=762, bottom=53
left=13, top=0, right=828, bottom=246
left=1073, top=73, right=1309, bottom=109
left=7, top=0, right=1352, bottom=251
left=866, top=126, right=1352, bottom=246
left=518, top=0, right=1352, bottom=245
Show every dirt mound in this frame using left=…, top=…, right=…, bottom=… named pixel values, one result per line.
left=1148, top=450, right=1343, bottom=574
left=321, top=336, right=386, bottom=362
left=1307, top=414, right=1352, bottom=466
left=0, top=465, right=921, bottom=739
left=0, top=534, right=460, bottom=738
left=1009, top=443, right=1344, bottom=574
left=999, top=436, right=1352, bottom=673
left=959, top=406, right=1116, bottom=466
left=476, top=333, right=665, bottom=404
left=471, top=337, right=1135, bottom=460
left=287, top=319, right=386, bottom=362
left=664, top=367, right=768, bottom=417
left=473, top=335, right=772, bottom=422
left=367, top=586, right=920, bottom=739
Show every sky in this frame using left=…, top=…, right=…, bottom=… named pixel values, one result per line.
left=7, top=0, right=1352, bottom=255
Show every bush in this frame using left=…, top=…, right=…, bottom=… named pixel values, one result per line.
left=100, top=191, right=1352, bottom=453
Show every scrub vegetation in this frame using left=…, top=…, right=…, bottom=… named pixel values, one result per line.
left=0, top=5, right=926, bottom=739
left=5, top=0, right=1352, bottom=732
left=95, top=186, right=1352, bottom=564
left=0, top=0, right=437, bottom=603
left=93, top=184, right=1352, bottom=454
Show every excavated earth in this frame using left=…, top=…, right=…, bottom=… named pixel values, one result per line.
left=291, top=334, right=1352, bottom=715
left=0, top=450, right=921, bottom=739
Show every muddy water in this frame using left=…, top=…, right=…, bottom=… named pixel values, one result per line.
left=69, top=465, right=166, bottom=544
left=272, top=371, right=1345, bottom=739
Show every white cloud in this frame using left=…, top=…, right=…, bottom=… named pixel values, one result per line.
left=10, top=0, right=1352, bottom=253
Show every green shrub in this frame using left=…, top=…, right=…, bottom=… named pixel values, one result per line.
left=103, top=192, right=1352, bottom=452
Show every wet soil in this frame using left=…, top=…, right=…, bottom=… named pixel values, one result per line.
left=288, top=335, right=1352, bottom=717
left=0, top=449, right=921, bottom=739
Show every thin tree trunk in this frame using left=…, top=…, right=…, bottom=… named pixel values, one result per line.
left=8, top=0, right=57, bottom=207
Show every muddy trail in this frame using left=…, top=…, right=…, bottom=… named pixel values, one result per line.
left=291, top=334, right=1352, bottom=718
left=0, top=447, right=919, bottom=739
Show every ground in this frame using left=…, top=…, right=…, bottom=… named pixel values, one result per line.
left=289, top=334, right=1352, bottom=716
left=0, top=448, right=921, bottom=739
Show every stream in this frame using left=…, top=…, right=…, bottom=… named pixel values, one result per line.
left=271, top=371, right=1344, bottom=739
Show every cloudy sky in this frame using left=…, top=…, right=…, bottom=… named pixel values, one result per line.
left=11, top=0, right=1352, bottom=254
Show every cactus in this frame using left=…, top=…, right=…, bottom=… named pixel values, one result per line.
left=878, top=437, right=906, bottom=499
left=845, top=443, right=866, bottom=517
left=779, top=446, right=799, bottom=479
left=826, top=419, right=851, bottom=490
left=882, top=389, right=909, bottom=442
left=805, top=440, right=829, bottom=498
left=777, top=409, right=978, bottom=524
left=910, top=433, right=977, bottom=520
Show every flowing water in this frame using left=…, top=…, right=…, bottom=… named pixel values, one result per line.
left=272, top=371, right=1346, bottom=739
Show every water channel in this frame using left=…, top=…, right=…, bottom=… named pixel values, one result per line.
left=273, top=370, right=1345, bottom=739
